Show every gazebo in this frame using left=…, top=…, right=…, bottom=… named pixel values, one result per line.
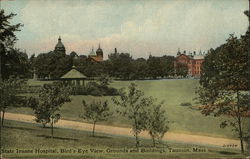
left=60, top=66, right=87, bottom=86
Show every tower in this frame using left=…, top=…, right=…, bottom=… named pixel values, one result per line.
left=96, top=43, right=103, bottom=58
left=54, top=36, right=66, bottom=54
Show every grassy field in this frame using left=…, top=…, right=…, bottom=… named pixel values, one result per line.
left=2, top=120, right=245, bottom=159
left=7, top=79, right=249, bottom=138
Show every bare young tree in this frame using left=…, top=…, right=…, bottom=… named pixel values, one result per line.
left=80, top=100, right=112, bottom=137
left=112, top=83, right=153, bottom=148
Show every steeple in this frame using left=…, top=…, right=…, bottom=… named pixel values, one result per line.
left=58, top=36, right=61, bottom=41
left=96, top=43, right=103, bottom=57
left=177, top=48, right=181, bottom=55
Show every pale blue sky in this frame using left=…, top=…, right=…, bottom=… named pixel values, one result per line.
left=2, top=0, right=249, bottom=58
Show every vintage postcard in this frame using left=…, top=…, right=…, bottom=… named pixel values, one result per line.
left=0, top=0, right=249, bottom=159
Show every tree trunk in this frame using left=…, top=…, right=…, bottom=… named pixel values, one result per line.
left=135, top=131, right=139, bottom=148
left=42, top=123, right=46, bottom=128
left=0, top=111, right=2, bottom=159
left=51, top=118, right=54, bottom=138
left=0, top=50, right=2, bottom=82
left=134, top=117, right=140, bottom=148
left=2, top=109, right=5, bottom=127
left=92, top=121, right=96, bottom=137
left=238, top=115, right=244, bottom=153
left=236, top=91, right=244, bottom=154
left=152, top=137, right=156, bottom=147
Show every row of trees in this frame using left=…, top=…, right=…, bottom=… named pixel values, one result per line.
left=32, top=51, right=188, bottom=80
left=31, top=82, right=169, bottom=147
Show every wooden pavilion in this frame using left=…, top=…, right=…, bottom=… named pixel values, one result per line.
left=60, top=66, right=87, bottom=86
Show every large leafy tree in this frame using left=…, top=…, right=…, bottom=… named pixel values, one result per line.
left=34, top=51, right=72, bottom=79
left=160, top=55, right=175, bottom=77
left=175, top=63, right=188, bottom=77
left=3, top=48, right=31, bottom=79
left=107, top=52, right=133, bottom=79
left=147, top=55, right=162, bottom=79
left=131, top=58, right=148, bottom=80
left=0, top=9, right=23, bottom=80
left=197, top=33, right=249, bottom=153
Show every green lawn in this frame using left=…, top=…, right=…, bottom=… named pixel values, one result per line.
left=8, top=79, right=249, bottom=138
left=2, top=120, right=245, bottom=159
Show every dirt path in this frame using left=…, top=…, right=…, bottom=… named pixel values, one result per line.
left=5, top=112, right=240, bottom=149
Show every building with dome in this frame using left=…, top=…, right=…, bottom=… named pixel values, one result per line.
left=54, top=36, right=66, bottom=54
left=88, top=44, right=103, bottom=62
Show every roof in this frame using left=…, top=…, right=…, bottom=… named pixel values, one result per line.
left=61, top=68, right=87, bottom=79
left=55, top=37, right=65, bottom=49
left=89, top=48, right=96, bottom=56
left=193, top=55, right=204, bottom=60
left=96, top=43, right=103, bottom=54
left=96, top=48, right=103, bottom=53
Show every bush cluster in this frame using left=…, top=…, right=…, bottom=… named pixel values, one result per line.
left=72, top=82, right=119, bottom=96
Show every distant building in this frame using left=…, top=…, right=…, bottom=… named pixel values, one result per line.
left=174, top=49, right=205, bottom=77
left=88, top=44, right=104, bottom=62
left=54, top=36, right=66, bottom=54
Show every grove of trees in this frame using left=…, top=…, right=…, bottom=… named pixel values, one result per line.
left=112, top=83, right=169, bottom=147
left=32, top=51, right=177, bottom=80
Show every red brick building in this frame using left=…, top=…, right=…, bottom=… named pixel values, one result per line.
left=88, top=44, right=104, bottom=62
left=174, top=50, right=205, bottom=77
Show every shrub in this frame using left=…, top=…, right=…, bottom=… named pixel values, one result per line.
left=71, top=81, right=119, bottom=96
left=180, top=102, right=192, bottom=106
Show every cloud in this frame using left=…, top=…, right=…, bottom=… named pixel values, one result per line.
left=8, top=0, right=249, bottom=58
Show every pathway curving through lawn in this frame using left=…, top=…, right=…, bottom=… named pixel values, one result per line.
left=5, top=112, right=240, bottom=149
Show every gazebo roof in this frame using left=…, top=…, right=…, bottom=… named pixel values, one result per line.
left=61, top=67, right=87, bottom=79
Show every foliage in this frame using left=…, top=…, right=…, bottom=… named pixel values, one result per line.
left=0, top=77, right=27, bottom=125
left=0, top=10, right=22, bottom=50
left=146, top=100, right=169, bottom=147
left=34, top=51, right=72, bottom=79
left=176, top=63, right=188, bottom=77
left=29, top=82, right=71, bottom=137
left=112, top=83, right=153, bottom=147
left=32, top=48, right=176, bottom=80
left=80, top=100, right=112, bottom=137
left=97, top=73, right=112, bottom=88
left=72, top=81, right=118, bottom=96
left=3, top=48, right=31, bottom=79
left=147, top=55, right=162, bottom=79
left=180, top=102, right=192, bottom=107
left=0, top=10, right=27, bottom=80
left=107, top=52, right=133, bottom=79
left=197, top=33, right=250, bottom=153
left=131, top=58, right=148, bottom=80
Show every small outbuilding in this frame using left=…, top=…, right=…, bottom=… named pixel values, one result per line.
left=60, top=66, right=87, bottom=86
